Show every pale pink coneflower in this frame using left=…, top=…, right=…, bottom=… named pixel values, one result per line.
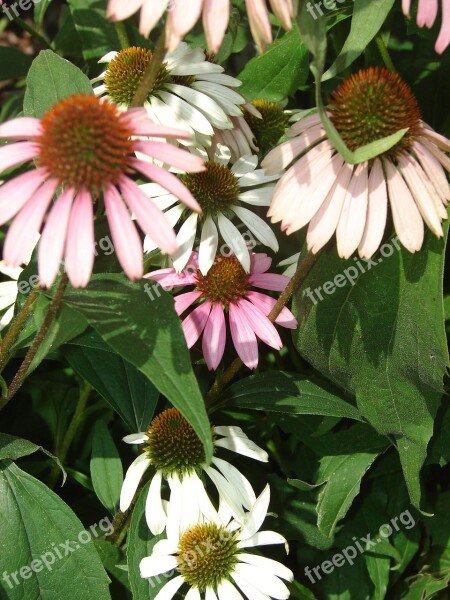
left=403, top=0, right=450, bottom=54
left=0, top=94, right=204, bottom=288
left=262, top=67, right=450, bottom=259
left=146, top=252, right=297, bottom=370
left=106, top=0, right=295, bottom=53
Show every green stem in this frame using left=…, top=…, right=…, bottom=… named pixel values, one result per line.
left=0, top=287, right=40, bottom=374
left=375, top=34, right=397, bottom=73
left=114, top=21, right=130, bottom=50
left=0, top=274, right=69, bottom=411
left=130, top=29, right=166, bottom=108
left=205, top=251, right=319, bottom=409
left=48, top=383, right=92, bottom=489
left=11, top=15, right=52, bottom=49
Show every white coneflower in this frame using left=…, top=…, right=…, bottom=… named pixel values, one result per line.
left=92, top=42, right=244, bottom=143
left=143, top=146, right=280, bottom=275
left=119, top=408, right=268, bottom=535
left=263, top=67, right=450, bottom=259
left=140, top=484, right=293, bottom=600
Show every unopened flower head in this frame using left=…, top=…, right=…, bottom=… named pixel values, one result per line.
left=120, top=407, right=269, bottom=535
left=106, top=0, right=295, bottom=53
left=147, top=252, right=297, bottom=370
left=143, top=146, right=281, bottom=275
left=93, top=43, right=244, bottom=143
left=403, top=0, right=450, bottom=54
left=0, top=94, right=204, bottom=288
left=139, top=484, right=293, bottom=600
left=263, top=67, right=450, bottom=260
left=242, top=100, right=291, bottom=157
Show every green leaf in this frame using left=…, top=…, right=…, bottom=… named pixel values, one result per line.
left=127, top=479, right=166, bottom=599
left=94, top=540, right=130, bottom=589
left=0, top=433, right=64, bottom=479
left=90, top=421, right=123, bottom=514
left=0, top=461, right=111, bottom=599
left=314, top=425, right=389, bottom=537
left=0, top=47, right=33, bottom=81
left=68, top=0, right=120, bottom=59
left=57, top=274, right=213, bottom=462
left=23, top=50, right=93, bottom=118
left=293, top=229, right=449, bottom=510
left=323, top=0, right=396, bottom=81
left=222, top=371, right=362, bottom=421
left=238, top=27, right=309, bottom=101
left=64, top=330, right=159, bottom=432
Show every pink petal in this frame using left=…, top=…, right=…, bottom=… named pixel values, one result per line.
left=0, top=142, right=39, bottom=173
left=119, top=176, right=177, bottom=255
left=166, top=0, right=203, bottom=50
left=0, top=117, right=42, bottom=139
left=39, top=187, right=75, bottom=288
left=269, top=0, right=294, bottom=29
left=402, top=0, right=411, bottom=16
left=174, top=290, right=202, bottom=315
left=133, top=141, right=205, bottom=172
left=261, top=124, right=324, bottom=174
left=228, top=302, right=258, bottom=369
left=145, top=268, right=198, bottom=288
left=245, top=0, right=272, bottom=52
left=104, top=184, right=143, bottom=281
left=250, top=253, right=272, bottom=274
left=246, top=290, right=297, bottom=329
left=202, top=302, right=226, bottom=370
left=138, top=0, right=170, bottom=36
left=417, top=0, right=438, bottom=28
left=3, top=179, right=58, bottom=267
left=236, top=298, right=282, bottom=350
left=0, top=169, right=47, bottom=226
left=336, top=162, right=369, bottom=259
left=129, top=121, right=192, bottom=140
left=65, top=190, right=95, bottom=288
left=435, top=0, right=450, bottom=53
left=249, top=273, right=290, bottom=292
left=131, top=159, right=201, bottom=212
left=204, top=0, right=230, bottom=52
left=107, top=0, right=144, bottom=20
left=358, top=158, right=388, bottom=259
left=182, top=301, right=211, bottom=348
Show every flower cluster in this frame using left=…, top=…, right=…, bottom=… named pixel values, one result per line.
left=120, top=407, right=293, bottom=600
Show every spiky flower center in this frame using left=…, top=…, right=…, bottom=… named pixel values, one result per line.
left=329, top=67, right=421, bottom=156
left=196, top=256, right=250, bottom=307
left=144, top=408, right=205, bottom=476
left=243, top=100, right=290, bottom=156
left=104, top=47, right=170, bottom=105
left=182, top=162, right=240, bottom=216
left=37, top=94, right=134, bottom=194
left=177, top=523, right=238, bottom=590
left=104, top=47, right=196, bottom=106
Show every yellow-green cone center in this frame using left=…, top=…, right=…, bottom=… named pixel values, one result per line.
left=144, top=408, right=206, bottom=476
left=329, top=67, right=422, bottom=157
left=182, top=162, right=240, bottom=217
left=196, top=256, right=250, bottom=307
left=177, top=523, right=238, bottom=590
left=243, top=100, right=290, bottom=156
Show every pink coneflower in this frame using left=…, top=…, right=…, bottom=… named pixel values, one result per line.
left=403, top=0, right=450, bottom=54
left=0, top=94, right=204, bottom=288
left=146, top=252, right=297, bottom=369
left=262, top=68, right=450, bottom=259
left=106, top=0, right=295, bottom=53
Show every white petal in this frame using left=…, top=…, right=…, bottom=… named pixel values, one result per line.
left=205, top=588, right=218, bottom=600
left=212, top=457, right=256, bottom=510
left=232, top=206, right=279, bottom=252
left=185, top=587, right=201, bottom=600
left=231, top=572, right=271, bottom=600
left=239, top=186, right=275, bottom=207
left=146, top=470, right=167, bottom=535
left=157, top=90, right=214, bottom=136
left=123, top=433, right=147, bottom=444
left=238, top=554, right=293, bottom=582
left=234, top=563, right=290, bottom=599
left=238, top=530, right=287, bottom=549
left=139, top=554, right=178, bottom=578
left=144, top=204, right=184, bottom=254
left=214, top=436, right=268, bottom=462
left=204, top=466, right=245, bottom=522
left=165, top=84, right=231, bottom=129
left=217, top=580, right=244, bottom=600
left=172, top=213, right=198, bottom=272
left=199, top=216, right=219, bottom=274
left=119, top=453, right=151, bottom=512
left=217, top=214, right=250, bottom=272
left=238, top=485, right=270, bottom=540
left=232, top=155, right=258, bottom=176
left=153, top=575, right=184, bottom=600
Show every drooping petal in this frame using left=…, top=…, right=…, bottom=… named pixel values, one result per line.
left=182, top=301, right=211, bottom=347
left=228, top=302, right=258, bottom=369
left=212, top=456, right=256, bottom=509
left=172, top=213, right=199, bottom=272
left=119, top=453, right=151, bottom=512
left=202, top=302, right=226, bottom=370
left=199, top=216, right=219, bottom=275
left=0, top=170, right=48, bottom=226
left=336, top=162, right=369, bottom=259
left=233, top=563, right=290, bottom=600
left=0, top=117, right=42, bottom=139
left=39, top=187, right=75, bottom=288
left=217, top=580, right=244, bottom=600
left=0, top=142, right=39, bottom=173
left=246, top=291, right=297, bottom=329
left=358, top=158, right=388, bottom=259
left=146, top=470, right=167, bottom=535
left=65, top=190, right=96, bottom=288
left=204, top=0, right=230, bottom=52
left=217, top=214, right=251, bottom=272
left=232, top=206, right=279, bottom=252
left=238, top=484, right=270, bottom=540
left=152, top=576, right=184, bottom=600
left=104, top=184, right=144, bottom=280
left=236, top=299, right=282, bottom=350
